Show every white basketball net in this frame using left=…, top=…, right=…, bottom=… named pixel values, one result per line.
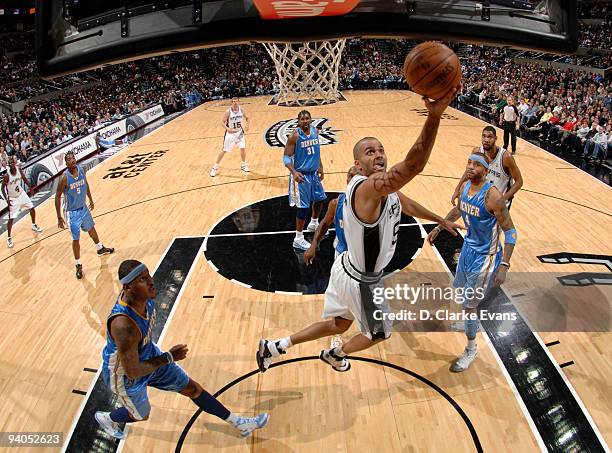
left=263, top=40, right=346, bottom=106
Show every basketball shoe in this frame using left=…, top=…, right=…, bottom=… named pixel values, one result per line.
left=450, top=346, right=477, bottom=372
left=233, top=413, right=270, bottom=437
left=94, top=411, right=126, bottom=439
left=256, top=339, right=286, bottom=373
left=292, top=237, right=310, bottom=250
left=320, top=347, right=351, bottom=372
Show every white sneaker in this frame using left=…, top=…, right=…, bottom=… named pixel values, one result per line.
left=256, top=339, right=285, bottom=373
left=320, top=348, right=351, bottom=372
left=234, top=413, right=269, bottom=438
left=32, top=224, right=43, bottom=233
left=210, top=166, right=218, bottom=177
left=240, top=162, right=250, bottom=173
left=292, top=237, right=311, bottom=250
left=450, top=347, right=478, bottom=372
left=94, top=411, right=126, bottom=439
left=7, top=237, right=13, bottom=248
left=306, top=219, right=318, bottom=232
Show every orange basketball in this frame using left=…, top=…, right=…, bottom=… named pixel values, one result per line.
left=403, top=42, right=462, bottom=100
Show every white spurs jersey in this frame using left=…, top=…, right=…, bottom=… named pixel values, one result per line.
left=481, top=146, right=511, bottom=194
left=227, top=106, right=243, bottom=130
left=6, top=168, right=24, bottom=199
left=342, top=175, right=402, bottom=276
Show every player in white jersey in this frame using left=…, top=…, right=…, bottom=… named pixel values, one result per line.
left=2, top=155, right=43, bottom=248
left=256, top=85, right=460, bottom=373
left=210, top=98, right=250, bottom=177
left=451, top=126, right=523, bottom=208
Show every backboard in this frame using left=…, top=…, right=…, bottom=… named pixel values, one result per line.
left=36, top=0, right=577, bottom=78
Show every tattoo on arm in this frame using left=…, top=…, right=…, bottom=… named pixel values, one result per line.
left=444, top=206, right=462, bottom=222
left=370, top=115, right=441, bottom=195
left=495, top=201, right=514, bottom=231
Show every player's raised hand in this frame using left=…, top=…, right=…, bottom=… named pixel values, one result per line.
left=423, top=83, right=461, bottom=118
left=169, top=344, right=189, bottom=361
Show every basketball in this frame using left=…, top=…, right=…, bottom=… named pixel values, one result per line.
left=403, top=42, right=462, bottom=100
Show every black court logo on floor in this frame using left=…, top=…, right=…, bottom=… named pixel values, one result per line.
left=265, top=118, right=340, bottom=147
left=204, top=193, right=425, bottom=294
left=103, top=149, right=168, bottom=179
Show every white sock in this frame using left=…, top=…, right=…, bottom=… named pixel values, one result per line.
left=295, top=231, right=304, bottom=240
left=96, top=243, right=103, bottom=251
left=277, top=337, right=293, bottom=352
left=241, top=161, right=247, bottom=165
left=333, top=346, right=347, bottom=357
left=310, top=217, right=318, bottom=224
left=75, top=259, right=81, bottom=266
left=467, top=339, right=477, bottom=350
left=213, top=163, right=219, bottom=169
left=225, top=413, right=239, bottom=426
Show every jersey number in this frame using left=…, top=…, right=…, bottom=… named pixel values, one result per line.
left=306, top=146, right=315, bottom=155
left=391, top=221, right=400, bottom=245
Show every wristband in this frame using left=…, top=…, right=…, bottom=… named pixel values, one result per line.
left=282, top=155, right=292, bottom=166
left=500, top=261, right=510, bottom=269
left=433, top=225, right=441, bottom=233
left=164, top=351, right=174, bottom=364
left=504, top=228, right=517, bottom=245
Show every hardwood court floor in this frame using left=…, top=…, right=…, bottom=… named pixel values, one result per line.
left=0, top=91, right=610, bottom=452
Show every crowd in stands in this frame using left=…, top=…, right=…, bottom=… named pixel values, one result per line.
left=456, top=50, right=611, bottom=162
left=0, top=45, right=278, bottom=169
left=0, top=29, right=610, bottom=174
left=579, top=22, right=612, bottom=49
left=578, top=1, right=611, bottom=19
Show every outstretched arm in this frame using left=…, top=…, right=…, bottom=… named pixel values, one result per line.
left=397, top=191, right=462, bottom=236
left=354, top=87, right=459, bottom=219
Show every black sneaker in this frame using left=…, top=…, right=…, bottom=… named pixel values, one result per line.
left=97, top=246, right=115, bottom=256
left=76, top=264, right=83, bottom=279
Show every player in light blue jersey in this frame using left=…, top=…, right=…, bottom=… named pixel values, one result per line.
left=428, top=151, right=517, bottom=372
left=95, top=259, right=269, bottom=440
left=283, top=110, right=326, bottom=251
left=55, top=151, right=114, bottom=279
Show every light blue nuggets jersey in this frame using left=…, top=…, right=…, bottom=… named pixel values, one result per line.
left=334, top=193, right=348, bottom=254
left=65, top=166, right=87, bottom=211
left=102, top=293, right=159, bottom=375
left=294, top=127, right=321, bottom=173
left=459, top=181, right=500, bottom=254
